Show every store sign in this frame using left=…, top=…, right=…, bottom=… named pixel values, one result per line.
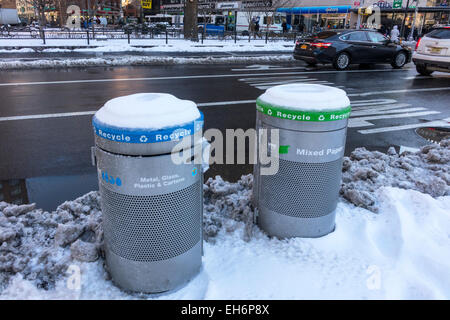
left=325, top=7, right=339, bottom=13
left=372, top=0, right=393, bottom=9
left=141, top=0, right=152, bottom=9
left=216, top=1, right=241, bottom=10
left=242, top=0, right=272, bottom=9
left=393, top=0, right=403, bottom=9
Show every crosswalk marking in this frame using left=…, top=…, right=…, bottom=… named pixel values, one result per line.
left=358, top=118, right=450, bottom=134
left=351, top=99, right=398, bottom=107
left=237, top=69, right=447, bottom=135
left=349, top=97, right=444, bottom=131
left=349, top=111, right=441, bottom=128
left=350, top=107, right=428, bottom=117
left=351, top=103, right=410, bottom=111
left=239, top=74, right=337, bottom=91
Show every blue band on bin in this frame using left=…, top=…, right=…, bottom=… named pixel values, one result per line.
left=92, top=112, right=204, bottom=144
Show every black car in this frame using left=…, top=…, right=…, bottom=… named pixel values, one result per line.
left=294, top=30, right=412, bottom=70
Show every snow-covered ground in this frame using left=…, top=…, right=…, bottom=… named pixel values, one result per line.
left=0, top=39, right=295, bottom=70
left=0, top=140, right=449, bottom=300
left=0, top=39, right=294, bottom=53
left=0, top=55, right=294, bottom=70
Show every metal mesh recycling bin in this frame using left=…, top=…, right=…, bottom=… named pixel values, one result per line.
left=254, top=84, right=351, bottom=238
left=91, top=93, right=204, bottom=293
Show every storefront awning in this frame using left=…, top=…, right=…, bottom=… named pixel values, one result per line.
left=277, top=6, right=352, bottom=14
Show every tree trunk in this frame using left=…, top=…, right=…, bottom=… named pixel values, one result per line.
left=39, top=8, right=46, bottom=27
left=58, top=0, right=65, bottom=28
left=184, top=0, right=198, bottom=41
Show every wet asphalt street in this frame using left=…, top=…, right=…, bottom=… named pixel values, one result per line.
left=0, top=61, right=449, bottom=209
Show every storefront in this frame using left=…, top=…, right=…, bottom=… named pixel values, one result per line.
left=351, top=0, right=450, bottom=38
left=277, top=5, right=352, bottom=32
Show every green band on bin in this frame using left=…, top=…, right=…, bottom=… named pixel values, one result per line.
left=256, top=99, right=351, bottom=122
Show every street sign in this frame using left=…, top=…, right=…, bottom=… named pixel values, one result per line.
left=141, top=0, right=152, bottom=9
left=216, top=1, right=241, bottom=10
left=393, top=0, right=403, bottom=8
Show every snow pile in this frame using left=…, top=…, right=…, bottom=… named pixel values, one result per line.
left=0, top=141, right=449, bottom=299
left=1, top=185, right=449, bottom=299
left=0, top=55, right=294, bottom=70
left=0, top=192, right=102, bottom=291
left=341, top=139, right=450, bottom=212
left=203, top=175, right=254, bottom=243
left=258, top=83, right=350, bottom=111
left=95, top=93, right=200, bottom=129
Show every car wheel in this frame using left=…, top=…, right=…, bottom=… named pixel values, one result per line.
left=391, top=51, right=407, bottom=69
left=416, top=64, right=434, bottom=76
left=333, top=52, right=350, bottom=70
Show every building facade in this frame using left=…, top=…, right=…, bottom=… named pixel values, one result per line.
left=277, top=0, right=449, bottom=34
left=16, top=0, right=35, bottom=20
left=1, top=0, right=17, bottom=9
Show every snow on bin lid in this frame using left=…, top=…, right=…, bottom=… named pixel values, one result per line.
left=256, top=84, right=351, bottom=122
left=93, top=93, right=203, bottom=144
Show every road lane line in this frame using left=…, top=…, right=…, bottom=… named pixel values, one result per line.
left=0, top=111, right=96, bottom=122
left=197, top=100, right=256, bottom=107
left=0, top=68, right=410, bottom=87
left=239, top=76, right=310, bottom=82
left=348, top=111, right=441, bottom=128
left=347, top=87, right=450, bottom=97
left=246, top=79, right=316, bottom=86
left=404, top=74, right=450, bottom=80
left=255, top=81, right=334, bottom=89
left=0, top=87, right=447, bottom=122
left=358, top=118, right=450, bottom=134
left=231, top=66, right=308, bottom=71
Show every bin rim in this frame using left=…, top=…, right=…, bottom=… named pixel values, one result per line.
left=256, top=99, right=351, bottom=122
left=92, top=112, right=204, bottom=144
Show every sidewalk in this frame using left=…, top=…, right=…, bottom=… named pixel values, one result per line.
left=0, top=39, right=295, bottom=70
left=0, top=38, right=295, bottom=53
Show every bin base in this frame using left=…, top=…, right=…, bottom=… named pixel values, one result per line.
left=105, top=241, right=202, bottom=293
left=258, top=207, right=336, bottom=238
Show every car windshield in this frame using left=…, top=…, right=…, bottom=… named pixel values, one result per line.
left=313, top=31, right=337, bottom=39
left=427, top=28, right=450, bottom=39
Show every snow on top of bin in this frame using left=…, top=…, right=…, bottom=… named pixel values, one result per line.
left=94, top=93, right=201, bottom=129
left=257, top=84, right=350, bottom=111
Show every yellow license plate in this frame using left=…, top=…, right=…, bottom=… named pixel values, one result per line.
left=301, top=44, right=308, bottom=49
left=430, top=47, right=442, bottom=54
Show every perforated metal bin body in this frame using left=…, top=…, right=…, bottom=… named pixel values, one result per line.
left=92, top=116, right=203, bottom=293
left=254, top=105, right=349, bottom=238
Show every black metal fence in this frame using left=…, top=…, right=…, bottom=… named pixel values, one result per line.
left=0, top=26, right=303, bottom=45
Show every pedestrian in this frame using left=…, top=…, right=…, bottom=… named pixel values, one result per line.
left=282, top=20, right=287, bottom=33
left=254, top=20, right=260, bottom=39
left=390, top=25, right=400, bottom=42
